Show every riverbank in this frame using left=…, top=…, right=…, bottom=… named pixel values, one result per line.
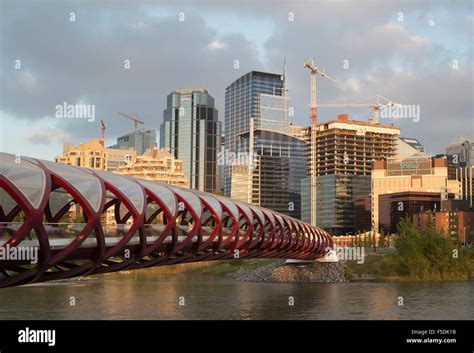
left=346, top=252, right=474, bottom=282
left=43, top=253, right=474, bottom=285
left=170, top=253, right=474, bottom=282
left=234, top=261, right=347, bottom=283
left=124, top=259, right=347, bottom=283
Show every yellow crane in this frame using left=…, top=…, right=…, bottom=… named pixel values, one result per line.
left=117, top=112, right=144, bottom=131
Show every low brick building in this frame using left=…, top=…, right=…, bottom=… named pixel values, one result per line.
left=413, top=210, right=474, bottom=244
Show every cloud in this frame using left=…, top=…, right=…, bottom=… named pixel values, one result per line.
left=0, top=0, right=472, bottom=159
left=25, top=127, right=72, bottom=145
left=0, top=1, right=262, bottom=148
left=340, top=78, right=361, bottom=94
left=208, top=40, right=225, bottom=49
left=19, top=71, right=39, bottom=93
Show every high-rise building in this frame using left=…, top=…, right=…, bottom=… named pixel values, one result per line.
left=110, top=129, right=157, bottom=155
left=224, top=71, right=285, bottom=197
left=300, top=114, right=400, bottom=234
left=446, top=136, right=474, bottom=168
left=216, top=134, right=225, bottom=194
left=314, top=115, right=399, bottom=177
left=114, top=147, right=188, bottom=187
left=160, top=88, right=221, bottom=192
left=224, top=70, right=308, bottom=219
left=55, top=138, right=136, bottom=172
left=454, top=166, right=474, bottom=208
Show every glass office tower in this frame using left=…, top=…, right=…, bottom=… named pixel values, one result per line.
left=225, top=70, right=307, bottom=219
left=224, top=71, right=285, bottom=197
left=111, top=129, right=157, bottom=155
left=160, top=88, right=221, bottom=193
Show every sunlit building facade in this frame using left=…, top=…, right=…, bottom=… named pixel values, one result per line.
left=371, top=156, right=461, bottom=232
left=55, top=138, right=136, bottom=172
left=114, top=147, right=188, bottom=187
left=160, top=88, right=221, bottom=192
left=299, top=114, right=400, bottom=234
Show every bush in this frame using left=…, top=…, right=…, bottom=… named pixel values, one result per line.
left=394, top=217, right=472, bottom=280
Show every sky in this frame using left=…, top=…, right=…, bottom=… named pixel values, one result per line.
left=0, top=0, right=473, bottom=160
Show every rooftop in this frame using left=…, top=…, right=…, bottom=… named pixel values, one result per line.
left=318, top=114, right=400, bottom=131
left=173, top=88, right=208, bottom=94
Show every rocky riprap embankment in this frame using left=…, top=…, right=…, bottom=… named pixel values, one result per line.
left=234, top=260, right=347, bottom=283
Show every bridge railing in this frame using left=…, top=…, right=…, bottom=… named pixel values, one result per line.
left=0, top=152, right=333, bottom=287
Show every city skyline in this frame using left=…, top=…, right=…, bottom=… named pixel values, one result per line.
left=1, top=1, right=474, bottom=335
left=1, top=0, right=472, bottom=161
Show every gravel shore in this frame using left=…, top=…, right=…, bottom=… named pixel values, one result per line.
left=234, top=260, right=347, bottom=283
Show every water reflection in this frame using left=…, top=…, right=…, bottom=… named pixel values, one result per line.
left=0, top=269, right=472, bottom=320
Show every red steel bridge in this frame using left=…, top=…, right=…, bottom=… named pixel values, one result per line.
left=0, top=152, right=333, bottom=288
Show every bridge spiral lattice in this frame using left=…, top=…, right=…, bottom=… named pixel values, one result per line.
left=0, top=152, right=333, bottom=288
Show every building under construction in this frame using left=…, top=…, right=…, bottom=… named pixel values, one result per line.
left=297, top=114, right=400, bottom=235
left=314, top=114, right=399, bottom=177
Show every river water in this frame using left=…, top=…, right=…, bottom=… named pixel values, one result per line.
left=0, top=268, right=473, bottom=320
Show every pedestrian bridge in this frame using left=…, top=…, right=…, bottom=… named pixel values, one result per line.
left=0, top=152, right=333, bottom=288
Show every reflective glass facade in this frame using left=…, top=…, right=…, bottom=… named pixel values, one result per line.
left=251, top=130, right=307, bottom=219
left=255, top=94, right=290, bottom=133
left=225, top=71, right=307, bottom=219
left=160, top=89, right=221, bottom=193
left=224, top=71, right=284, bottom=196
left=112, top=129, right=157, bottom=155
left=316, top=174, right=371, bottom=235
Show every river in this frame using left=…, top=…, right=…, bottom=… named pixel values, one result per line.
left=0, top=268, right=472, bottom=320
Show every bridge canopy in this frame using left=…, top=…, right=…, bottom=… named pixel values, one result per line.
left=0, top=152, right=333, bottom=287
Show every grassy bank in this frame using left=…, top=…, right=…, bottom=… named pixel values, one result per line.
left=183, top=259, right=280, bottom=276
left=346, top=253, right=474, bottom=281
left=346, top=218, right=474, bottom=281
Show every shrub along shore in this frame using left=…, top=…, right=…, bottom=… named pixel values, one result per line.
left=347, top=218, right=474, bottom=281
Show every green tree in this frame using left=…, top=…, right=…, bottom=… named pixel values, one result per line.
left=395, top=217, right=458, bottom=279
left=379, top=229, right=385, bottom=248
left=395, top=217, right=428, bottom=276
left=372, top=230, right=377, bottom=253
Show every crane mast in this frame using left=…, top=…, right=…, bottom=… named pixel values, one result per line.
left=304, top=59, right=338, bottom=226
left=100, top=120, right=106, bottom=146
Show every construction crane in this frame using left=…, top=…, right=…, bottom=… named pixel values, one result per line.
left=303, top=58, right=338, bottom=227
left=318, top=95, right=401, bottom=124
left=100, top=120, right=106, bottom=145
left=117, top=112, right=144, bottom=131
left=303, top=58, right=338, bottom=125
